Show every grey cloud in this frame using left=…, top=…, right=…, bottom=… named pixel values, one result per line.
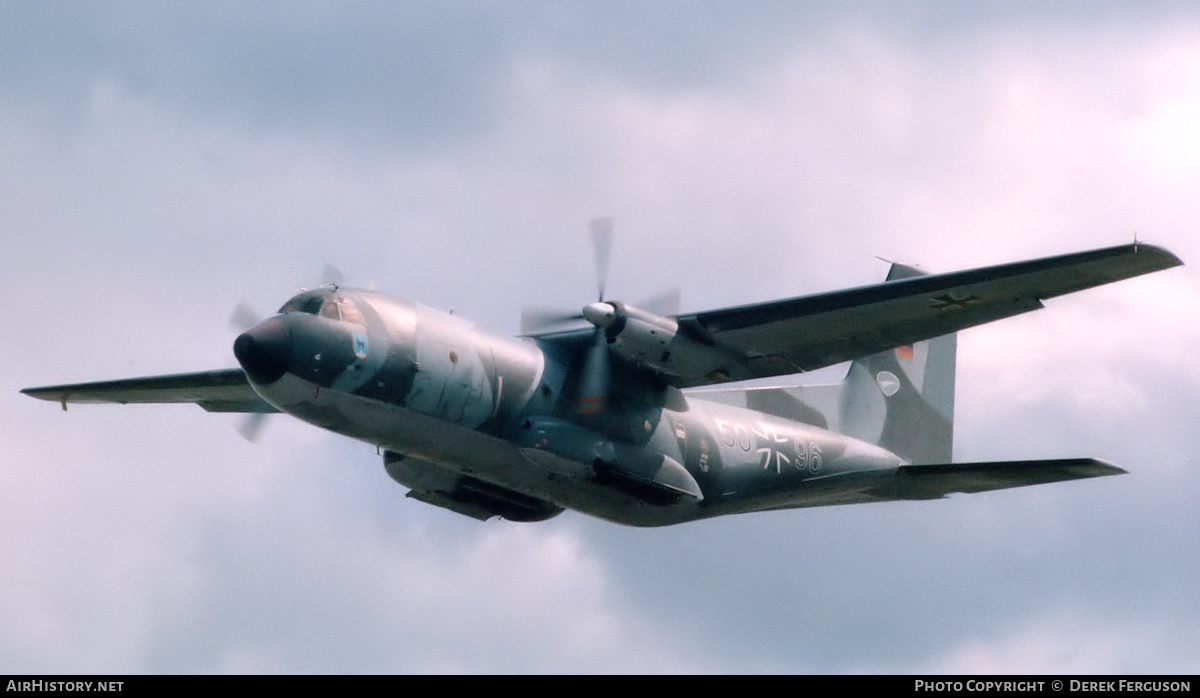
left=7, top=2, right=1196, bottom=154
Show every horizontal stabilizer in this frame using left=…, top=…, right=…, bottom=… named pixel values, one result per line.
left=21, top=369, right=277, bottom=413
left=872, top=458, right=1126, bottom=500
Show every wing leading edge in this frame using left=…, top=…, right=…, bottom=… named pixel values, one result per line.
left=668, top=243, right=1180, bottom=386
left=21, top=368, right=276, bottom=413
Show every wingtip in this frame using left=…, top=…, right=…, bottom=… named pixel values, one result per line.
left=20, top=386, right=52, bottom=400
left=1088, top=457, right=1128, bottom=477
left=1128, top=242, right=1184, bottom=269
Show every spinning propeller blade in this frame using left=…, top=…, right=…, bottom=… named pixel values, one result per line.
left=520, top=307, right=588, bottom=334
left=237, top=412, right=270, bottom=442
left=590, top=216, right=613, bottom=302
left=638, top=286, right=681, bottom=317
left=229, top=302, right=262, bottom=332
left=576, top=332, right=612, bottom=416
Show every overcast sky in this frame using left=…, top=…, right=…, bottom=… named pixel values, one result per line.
left=3, top=1, right=1199, bottom=674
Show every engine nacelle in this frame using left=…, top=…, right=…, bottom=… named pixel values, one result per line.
left=583, top=301, right=678, bottom=364
left=583, top=301, right=734, bottom=383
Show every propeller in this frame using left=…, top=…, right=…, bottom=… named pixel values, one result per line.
left=576, top=329, right=612, bottom=416
left=590, top=216, right=613, bottom=302
left=520, top=217, right=679, bottom=333
left=519, top=218, right=613, bottom=334
left=519, top=218, right=682, bottom=416
left=636, top=286, right=681, bottom=318
left=229, top=301, right=262, bottom=333
left=227, top=264, right=346, bottom=442
left=236, top=412, right=271, bottom=442
left=223, top=302, right=269, bottom=440
left=580, top=218, right=616, bottom=415
left=321, top=264, right=345, bottom=288
left=519, top=306, right=590, bottom=334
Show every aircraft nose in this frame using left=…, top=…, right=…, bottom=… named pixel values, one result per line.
left=234, top=317, right=291, bottom=385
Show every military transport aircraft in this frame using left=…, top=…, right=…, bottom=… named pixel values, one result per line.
left=22, top=229, right=1181, bottom=526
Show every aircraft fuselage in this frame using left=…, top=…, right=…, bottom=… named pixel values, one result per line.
left=236, top=287, right=904, bottom=526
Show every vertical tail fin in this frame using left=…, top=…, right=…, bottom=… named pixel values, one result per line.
left=838, top=262, right=956, bottom=463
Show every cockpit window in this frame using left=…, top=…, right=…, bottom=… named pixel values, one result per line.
left=319, top=299, right=341, bottom=320
left=337, top=299, right=364, bottom=325
left=280, top=293, right=364, bottom=326
left=279, top=294, right=324, bottom=315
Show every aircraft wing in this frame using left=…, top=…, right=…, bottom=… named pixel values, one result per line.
left=21, top=368, right=277, bottom=413
left=870, top=458, right=1126, bottom=500
left=670, top=243, right=1180, bottom=386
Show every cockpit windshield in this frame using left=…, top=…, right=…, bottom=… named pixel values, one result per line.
left=279, top=292, right=364, bottom=325
left=279, top=294, right=324, bottom=315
